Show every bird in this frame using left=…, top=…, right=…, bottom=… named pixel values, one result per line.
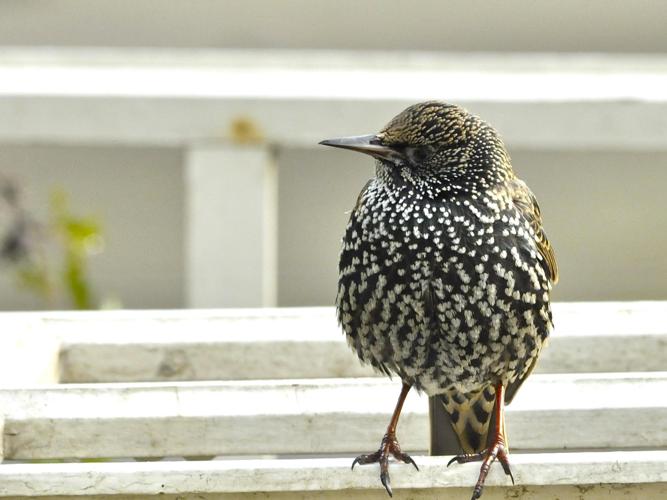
left=319, top=101, right=558, bottom=499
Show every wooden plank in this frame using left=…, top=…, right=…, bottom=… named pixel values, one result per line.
left=11, top=485, right=667, bottom=500
left=0, top=451, right=665, bottom=498
left=184, top=145, right=278, bottom=307
left=1, top=50, right=667, bottom=150
left=47, top=302, right=667, bottom=382
left=0, top=374, right=665, bottom=460
left=0, top=320, right=60, bottom=386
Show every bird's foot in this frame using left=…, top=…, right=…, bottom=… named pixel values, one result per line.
left=447, top=437, right=513, bottom=500
left=351, top=432, right=419, bottom=497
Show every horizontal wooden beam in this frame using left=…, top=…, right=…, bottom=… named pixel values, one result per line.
left=43, top=301, right=667, bottom=382
left=0, top=451, right=665, bottom=498
left=1, top=50, right=667, bottom=150
left=0, top=373, right=665, bottom=459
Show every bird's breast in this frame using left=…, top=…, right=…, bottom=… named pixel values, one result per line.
left=336, top=181, right=553, bottom=391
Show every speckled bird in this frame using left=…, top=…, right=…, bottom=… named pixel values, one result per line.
left=320, top=101, right=558, bottom=499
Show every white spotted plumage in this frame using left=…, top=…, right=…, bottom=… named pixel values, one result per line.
left=336, top=102, right=556, bottom=400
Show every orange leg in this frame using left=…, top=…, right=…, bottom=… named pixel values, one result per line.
left=351, top=382, right=418, bottom=497
left=447, top=383, right=514, bottom=499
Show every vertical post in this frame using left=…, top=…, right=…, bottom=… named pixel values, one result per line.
left=184, top=145, right=277, bottom=308
left=429, top=395, right=462, bottom=456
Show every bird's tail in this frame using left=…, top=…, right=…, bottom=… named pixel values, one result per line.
left=430, top=385, right=497, bottom=454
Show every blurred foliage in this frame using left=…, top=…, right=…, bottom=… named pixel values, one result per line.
left=1, top=175, right=106, bottom=310
left=51, top=190, right=104, bottom=309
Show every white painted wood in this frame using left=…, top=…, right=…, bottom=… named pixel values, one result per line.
left=0, top=303, right=664, bottom=498
left=6, top=487, right=667, bottom=500
left=41, top=301, right=667, bottom=382
left=0, top=451, right=665, bottom=498
left=184, top=145, right=277, bottom=307
left=0, top=373, right=665, bottom=459
left=0, top=319, right=60, bottom=386
left=1, top=50, right=667, bottom=150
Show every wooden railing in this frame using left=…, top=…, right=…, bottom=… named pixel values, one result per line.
left=0, top=302, right=665, bottom=498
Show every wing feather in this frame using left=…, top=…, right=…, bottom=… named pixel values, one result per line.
left=509, top=178, right=559, bottom=284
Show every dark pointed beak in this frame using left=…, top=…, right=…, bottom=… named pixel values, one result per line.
left=319, top=134, right=395, bottom=160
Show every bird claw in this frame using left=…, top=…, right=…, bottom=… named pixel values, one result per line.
left=499, top=456, right=515, bottom=485
left=447, top=452, right=482, bottom=467
left=448, top=440, right=513, bottom=500
left=351, top=450, right=381, bottom=470
left=350, top=432, right=418, bottom=497
left=401, top=453, right=420, bottom=471
left=380, top=468, right=392, bottom=497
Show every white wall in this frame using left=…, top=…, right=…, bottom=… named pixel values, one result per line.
left=515, top=150, right=667, bottom=303
left=0, top=145, right=183, bottom=309
left=278, top=148, right=667, bottom=306
left=1, top=1, right=666, bottom=53
left=1, top=144, right=665, bottom=310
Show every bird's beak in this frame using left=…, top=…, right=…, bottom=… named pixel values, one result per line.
left=319, top=134, right=396, bottom=160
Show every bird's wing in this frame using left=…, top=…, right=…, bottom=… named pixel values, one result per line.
left=503, top=177, right=557, bottom=405
left=509, top=178, right=559, bottom=284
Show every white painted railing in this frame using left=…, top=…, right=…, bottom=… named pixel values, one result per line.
left=0, top=374, right=665, bottom=460
left=0, top=302, right=666, bottom=498
left=3, top=50, right=667, bottom=307
left=49, top=301, right=667, bottom=382
left=2, top=452, right=666, bottom=499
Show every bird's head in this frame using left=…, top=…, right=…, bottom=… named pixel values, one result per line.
left=320, top=101, right=511, bottom=191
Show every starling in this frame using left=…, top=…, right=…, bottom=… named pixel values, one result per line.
left=320, top=101, right=558, bottom=499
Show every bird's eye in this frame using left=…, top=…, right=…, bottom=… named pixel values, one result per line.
left=405, top=146, right=432, bottom=166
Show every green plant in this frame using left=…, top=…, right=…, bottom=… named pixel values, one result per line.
left=1, top=177, right=105, bottom=310
left=50, top=190, right=103, bottom=309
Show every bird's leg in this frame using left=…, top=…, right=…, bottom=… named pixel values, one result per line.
left=351, top=382, right=418, bottom=497
left=446, top=383, right=514, bottom=500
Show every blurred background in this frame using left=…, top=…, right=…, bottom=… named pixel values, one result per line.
left=1, top=0, right=666, bottom=310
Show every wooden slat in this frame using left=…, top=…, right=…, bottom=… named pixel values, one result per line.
left=40, top=302, right=667, bottom=382
left=1, top=50, right=667, bottom=150
left=0, top=451, right=665, bottom=499
left=0, top=373, right=665, bottom=460
left=184, top=145, right=278, bottom=308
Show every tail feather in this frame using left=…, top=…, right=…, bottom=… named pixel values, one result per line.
left=436, top=386, right=497, bottom=454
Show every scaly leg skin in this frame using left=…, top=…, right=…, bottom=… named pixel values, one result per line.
left=446, top=383, right=514, bottom=500
left=351, top=382, right=418, bottom=497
